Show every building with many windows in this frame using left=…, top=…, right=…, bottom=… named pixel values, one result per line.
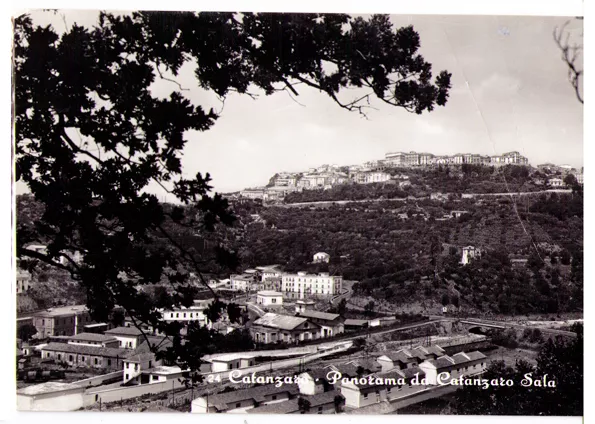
left=281, top=272, right=343, bottom=299
left=32, top=305, right=97, bottom=338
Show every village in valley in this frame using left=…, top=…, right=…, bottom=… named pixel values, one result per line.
left=15, top=149, right=583, bottom=414
left=13, top=9, right=583, bottom=417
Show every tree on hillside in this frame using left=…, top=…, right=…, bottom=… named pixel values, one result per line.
left=454, top=330, right=583, bottom=415
left=17, top=324, right=38, bottom=342
left=14, top=11, right=451, bottom=376
left=364, top=300, right=376, bottom=316
left=336, top=298, right=347, bottom=316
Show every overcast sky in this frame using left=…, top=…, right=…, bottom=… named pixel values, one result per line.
left=21, top=11, right=583, bottom=198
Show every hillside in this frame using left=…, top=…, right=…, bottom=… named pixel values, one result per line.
left=240, top=191, right=582, bottom=316
left=283, top=165, right=559, bottom=204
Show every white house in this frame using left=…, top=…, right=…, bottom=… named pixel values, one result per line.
left=461, top=246, right=481, bottom=265
left=418, top=351, right=487, bottom=385
left=208, top=353, right=257, bottom=372
left=17, top=382, right=89, bottom=411
left=313, top=252, right=330, bottom=263
left=295, top=299, right=316, bottom=313
left=230, top=274, right=256, bottom=292
left=256, top=290, right=283, bottom=307
left=123, top=352, right=159, bottom=384
left=104, top=326, right=144, bottom=349
left=549, top=178, right=565, bottom=188
left=340, top=379, right=388, bottom=409
left=295, top=310, right=344, bottom=338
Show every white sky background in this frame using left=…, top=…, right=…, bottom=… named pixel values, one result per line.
left=19, top=11, right=584, bottom=198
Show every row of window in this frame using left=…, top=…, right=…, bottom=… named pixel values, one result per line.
left=167, top=312, right=201, bottom=319
left=48, top=352, right=114, bottom=367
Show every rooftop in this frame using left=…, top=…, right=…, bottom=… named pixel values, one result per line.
left=105, top=326, right=144, bottom=336
left=203, top=384, right=300, bottom=411
left=33, top=305, right=88, bottom=318
left=397, top=368, right=426, bottom=380
left=208, top=353, right=256, bottom=362
left=124, top=352, right=156, bottom=363
left=253, top=313, right=310, bottom=331
left=151, top=366, right=183, bottom=375
left=327, top=363, right=360, bottom=377
left=257, top=290, right=283, bottom=297
left=344, top=319, right=368, bottom=326
left=296, top=310, right=341, bottom=322
left=68, top=333, right=118, bottom=343
left=41, top=342, right=129, bottom=358
left=247, top=391, right=342, bottom=414
left=17, top=382, right=85, bottom=396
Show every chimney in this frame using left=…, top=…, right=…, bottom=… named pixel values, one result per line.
left=74, top=314, right=78, bottom=335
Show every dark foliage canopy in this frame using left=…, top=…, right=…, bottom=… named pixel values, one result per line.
left=14, top=11, right=451, bottom=374
left=454, top=326, right=583, bottom=415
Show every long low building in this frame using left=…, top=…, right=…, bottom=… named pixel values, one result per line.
left=40, top=342, right=129, bottom=371
left=247, top=390, right=343, bottom=414
left=192, top=383, right=300, bottom=413
left=250, top=313, right=321, bottom=344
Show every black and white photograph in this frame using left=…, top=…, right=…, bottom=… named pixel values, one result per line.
left=11, top=7, right=583, bottom=417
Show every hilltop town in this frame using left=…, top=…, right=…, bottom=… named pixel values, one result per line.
left=233, top=150, right=582, bottom=204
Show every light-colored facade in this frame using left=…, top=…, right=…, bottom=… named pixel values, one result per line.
left=191, top=383, right=299, bottom=413
left=40, top=342, right=128, bottom=371
left=313, top=252, right=330, bottom=263
left=17, top=383, right=89, bottom=411
left=256, top=290, right=283, bottom=307
left=549, top=178, right=565, bottom=187
left=161, top=305, right=207, bottom=324
left=461, top=246, right=481, bottom=265
left=281, top=272, right=343, bottom=299
left=240, top=188, right=266, bottom=200
left=67, top=333, right=120, bottom=348
left=104, top=327, right=144, bottom=349
left=16, top=270, right=33, bottom=294
left=230, top=274, right=257, bottom=292
left=123, top=352, right=159, bottom=384
left=351, top=171, right=391, bottom=184
left=32, top=305, right=95, bottom=338
left=250, top=313, right=321, bottom=344
left=296, top=310, right=344, bottom=338
left=384, top=151, right=528, bottom=168
left=418, top=351, right=487, bottom=385
left=209, top=353, right=256, bottom=372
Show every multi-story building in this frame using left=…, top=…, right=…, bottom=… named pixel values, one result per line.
left=230, top=273, right=258, bottom=292
left=272, top=173, right=299, bottom=187
left=281, top=272, right=343, bottom=299
left=384, top=152, right=404, bottom=167
left=383, top=151, right=528, bottom=168
left=32, top=305, right=96, bottom=338
left=351, top=171, right=391, bottom=184
left=418, top=153, right=435, bottom=165
left=161, top=305, right=207, bottom=324
left=240, top=188, right=266, bottom=200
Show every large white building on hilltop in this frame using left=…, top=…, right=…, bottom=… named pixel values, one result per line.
left=281, top=272, right=342, bottom=299
left=383, top=150, right=528, bottom=167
